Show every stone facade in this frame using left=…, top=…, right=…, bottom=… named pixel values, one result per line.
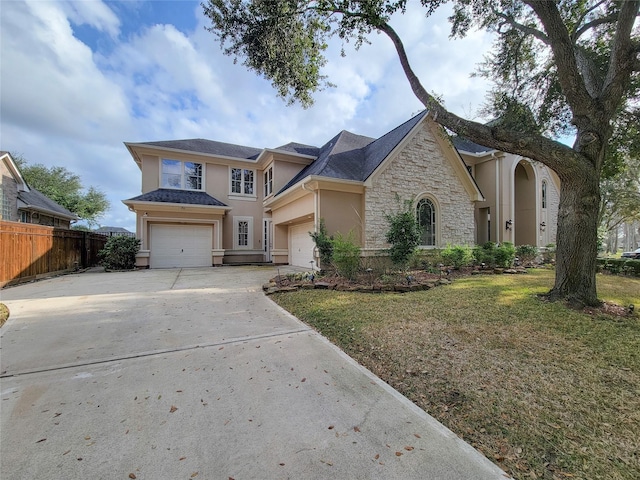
left=364, top=123, right=476, bottom=250
left=1, top=160, right=19, bottom=221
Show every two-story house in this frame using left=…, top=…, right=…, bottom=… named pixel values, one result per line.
left=123, top=111, right=559, bottom=269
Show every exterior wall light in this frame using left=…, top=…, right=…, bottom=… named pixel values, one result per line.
left=505, top=219, right=513, bottom=230
left=540, top=222, right=546, bottom=231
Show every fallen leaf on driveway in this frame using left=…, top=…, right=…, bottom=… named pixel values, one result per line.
left=354, top=426, right=361, bottom=432
left=328, top=425, right=334, bottom=430
left=169, top=406, right=178, bottom=413
left=190, top=472, right=198, bottom=478
left=301, top=378, right=306, bottom=382
left=179, top=457, right=186, bottom=461
left=36, top=438, right=46, bottom=443
left=128, top=474, right=136, bottom=479
left=395, top=452, right=403, bottom=456
left=414, top=433, right=421, bottom=438
left=404, top=446, right=414, bottom=451
left=62, top=450, right=71, bottom=456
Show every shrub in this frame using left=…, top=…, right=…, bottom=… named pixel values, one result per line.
left=385, top=201, right=421, bottom=268
left=99, top=236, right=140, bottom=270
left=598, top=258, right=640, bottom=277
left=516, top=244, right=538, bottom=265
left=309, top=218, right=333, bottom=270
left=542, top=243, right=556, bottom=264
left=495, top=242, right=516, bottom=268
left=441, top=244, right=472, bottom=269
left=332, top=231, right=361, bottom=280
left=473, top=242, right=497, bottom=266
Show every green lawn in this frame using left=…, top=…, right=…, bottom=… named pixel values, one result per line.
left=271, top=269, right=640, bottom=480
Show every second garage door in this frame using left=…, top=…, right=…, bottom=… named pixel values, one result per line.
left=150, top=224, right=212, bottom=268
left=289, top=222, right=316, bottom=269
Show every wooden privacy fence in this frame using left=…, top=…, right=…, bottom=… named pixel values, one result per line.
left=0, top=221, right=108, bottom=287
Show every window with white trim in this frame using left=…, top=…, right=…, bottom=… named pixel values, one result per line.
left=541, top=180, right=547, bottom=209
left=231, top=168, right=255, bottom=196
left=233, top=216, right=253, bottom=249
left=264, top=166, right=273, bottom=197
left=417, top=198, right=436, bottom=246
left=161, top=159, right=203, bottom=190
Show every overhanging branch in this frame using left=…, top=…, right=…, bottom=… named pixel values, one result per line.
left=377, top=21, right=584, bottom=179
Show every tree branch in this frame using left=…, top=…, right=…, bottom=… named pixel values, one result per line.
left=601, top=0, right=640, bottom=116
left=377, top=21, right=584, bottom=180
left=523, top=0, right=596, bottom=120
left=492, top=10, right=549, bottom=45
left=572, top=12, right=619, bottom=41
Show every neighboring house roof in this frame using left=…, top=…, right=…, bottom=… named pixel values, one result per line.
left=125, top=188, right=228, bottom=207
left=133, top=139, right=264, bottom=160
left=17, top=188, right=78, bottom=220
left=1, top=151, right=29, bottom=191
left=95, top=226, right=133, bottom=234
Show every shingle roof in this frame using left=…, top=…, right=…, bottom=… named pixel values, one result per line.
left=125, top=188, right=228, bottom=207
left=95, top=226, right=133, bottom=234
left=17, top=188, right=78, bottom=219
left=277, top=110, right=428, bottom=194
left=451, top=136, right=495, bottom=154
left=273, top=142, right=321, bottom=157
left=139, top=139, right=263, bottom=160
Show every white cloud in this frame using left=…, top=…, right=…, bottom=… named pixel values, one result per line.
left=58, top=0, right=121, bottom=38
left=1, top=0, right=495, bottom=232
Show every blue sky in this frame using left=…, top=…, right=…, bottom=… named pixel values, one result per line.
left=0, top=0, right=494, bottom=231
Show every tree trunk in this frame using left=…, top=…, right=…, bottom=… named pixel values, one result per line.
left=548, top=171, right=601, bottom=307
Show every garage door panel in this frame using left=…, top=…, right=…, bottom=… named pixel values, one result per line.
left=290, top=222, right=316, bottom=269
left=150, top=225, right=212, bottom=268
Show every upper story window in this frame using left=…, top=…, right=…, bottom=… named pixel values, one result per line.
left=231, top=168, right=255, bottom=196
left=161, top=159, right=203, bottom=190
left=541, top=180, right=547, bottom=209
left=264, top=166, right=273, bottom=197
left=417, top=198, right=436, bottom=246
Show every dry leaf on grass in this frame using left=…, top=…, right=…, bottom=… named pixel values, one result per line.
left=169, top=405, right=178, bottom=413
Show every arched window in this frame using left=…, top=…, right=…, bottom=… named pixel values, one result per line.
left=417, top=198, right=436, bottom=246
left=541, top=180, right=547, bottom=209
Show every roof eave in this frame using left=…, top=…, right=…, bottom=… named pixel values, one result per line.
left=122, top=199, right=232, bottom=211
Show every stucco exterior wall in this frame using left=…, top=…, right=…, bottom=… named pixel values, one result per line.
left=364, top=123, right=476, bottom=249
left=1, top=162, right=18, bottom=221
left=537, top=165, right=559, bottom=246
left=318, top=190, right=363, bottom=243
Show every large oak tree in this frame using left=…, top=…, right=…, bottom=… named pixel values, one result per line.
left=203, top=0, right=640, bottom=306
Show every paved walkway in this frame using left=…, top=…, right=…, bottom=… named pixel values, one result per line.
left=1, top=267, right=508, bottom=479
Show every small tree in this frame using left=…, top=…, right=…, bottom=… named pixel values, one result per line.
left=99, top=236, right=140, bottom=271
left=309, top=218, right=333, bottom=270
left=332, top=231, right=360, bottom=280
left=516, top=245, right=539, bottom=266
left=385, top=200, right=420, bottom=269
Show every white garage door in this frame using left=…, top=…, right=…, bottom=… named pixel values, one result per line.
left=290, top=222, right=316, bottom=269
left=150, top=224, right=212, bottom=268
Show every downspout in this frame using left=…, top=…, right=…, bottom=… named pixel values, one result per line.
left=493, top=152, right=499, bottom=243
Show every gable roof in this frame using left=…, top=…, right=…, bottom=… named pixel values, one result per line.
left=17, top=188, right=78, bottom=220
left=124, top=188, right=228, bottom=207
left=277, top=110, right=429, bottom=194
left=95, top=226, right=133, bottom=234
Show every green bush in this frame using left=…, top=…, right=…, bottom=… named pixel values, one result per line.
left=542, top=243, right=556, bottom=264
left=495, top=242, right=516, bottom=268
left=598, top=258, right=640, bottom=277
left=441, top=244, right=472, bottom=269
left=332, top=231, right=361, bottom=280
left=309, top=218, right=333, bottom=270
left=385, top=202, right=421, bottom=268
left=99, top=236, right=140, bottom=270
left=473, top=242, right=497, bottom=266
left=516, top=244, right=538, bottom=265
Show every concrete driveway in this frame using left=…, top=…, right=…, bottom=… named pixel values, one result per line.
left=1, top=267, right=508, bottom=479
